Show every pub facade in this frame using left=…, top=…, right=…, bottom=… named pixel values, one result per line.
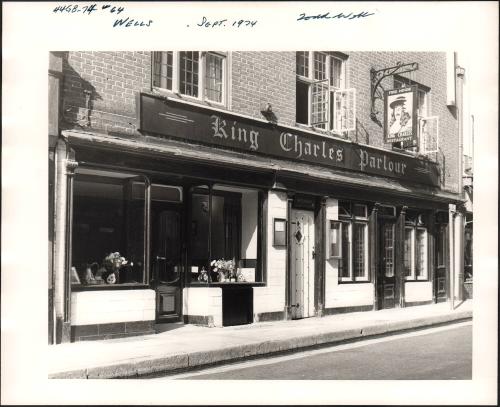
left=48, top=51, right=467, bottom=343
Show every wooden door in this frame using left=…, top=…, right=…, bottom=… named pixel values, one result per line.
left=290, top=210, right=315, bottom=319
left=151, top=204, right=183, bottom=322
left=377, top=221, right=398, bottom=309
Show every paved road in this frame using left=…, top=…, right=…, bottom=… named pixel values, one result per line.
left=156, top=322, right=472, bottom=380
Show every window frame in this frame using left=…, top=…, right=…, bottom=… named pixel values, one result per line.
left=186, top=183, right=265, bottom=286
left=152, top=51, right=228, bottom=107
left=404, top=222, right=429, bottom=282
left=296, top=51, right=352, bottom=133
left=338, top=201, right=370, bottom=283
left=70, top=169, right=151, bottom=291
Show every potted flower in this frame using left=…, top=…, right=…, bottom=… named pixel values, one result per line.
left=102, top=252, right=128, bottom=284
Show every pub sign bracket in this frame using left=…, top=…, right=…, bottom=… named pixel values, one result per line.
left=370, top=62, right=419, bottom=126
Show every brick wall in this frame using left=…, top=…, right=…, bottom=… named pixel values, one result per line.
left=61, top=51, right=151, bottom=135
left=230, top=51, right=296, bottom=127
left=60, top=51, right=460, bottom=192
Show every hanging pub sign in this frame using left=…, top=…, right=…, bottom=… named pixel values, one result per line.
left=384, top=86, right=418, bottom=145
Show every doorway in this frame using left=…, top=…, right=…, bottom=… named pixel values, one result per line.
left=377, top=220, right=398, bottom=309
left=290, top=209, right=315, bottom=319
left=151, top=200, right=183, bottom=322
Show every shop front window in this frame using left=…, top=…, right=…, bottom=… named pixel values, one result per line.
left=404, top=211, right=428, bottom=281
left=71, top=169, right=148, bottom=287
left=188, top=184, right=262, bottom=284
left=338, top=201, right=369, bottom=282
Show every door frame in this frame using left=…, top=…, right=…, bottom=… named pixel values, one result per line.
left=289, top=208, right=316, bottom=319
left=376, top=217, right=399, bottom=309
left=150, top=199, right=184, bottom=323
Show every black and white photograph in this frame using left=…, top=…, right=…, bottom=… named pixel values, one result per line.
left=2, top=1, right=498, bottom=405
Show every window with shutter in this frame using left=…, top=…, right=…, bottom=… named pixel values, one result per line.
left=420, top=116, right=439, bottom=154
left=333, top=88, right=356, bottom=132
left=295, top=51, right=355, bottom=135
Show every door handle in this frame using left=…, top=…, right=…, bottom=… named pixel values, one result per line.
left=312, top=248, right=316, bottom=259
left=156, top=256, right=167, bottom=261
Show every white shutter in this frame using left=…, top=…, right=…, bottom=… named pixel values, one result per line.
left=420, top=116, right=439, bottom=154
left=333, top=88, right=356, bottom=132
left=310, top=79, right=329, bottom=128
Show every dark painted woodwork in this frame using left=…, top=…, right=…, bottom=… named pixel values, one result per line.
left=369, top=205, right=379, bottom=310
left=395, top=206, right=407, bottom=307
left=137, top=93, right=440, bottom=187
left=313, top=197, right=326, bottom=316
left=222, top=286, right=253, bottom=326
left=71, top=320, right=155, bottom=341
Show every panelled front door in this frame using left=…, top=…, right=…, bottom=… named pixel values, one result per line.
left=377, top=221, right=398, bottom=309
left=290, top=210, right=315, bottom=319
left=151, top=203, right=183, bottom=322
left=435, top=223, right=448, bottom=302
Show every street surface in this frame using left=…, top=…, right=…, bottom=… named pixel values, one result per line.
left=151, top=322, right=472, bottom=380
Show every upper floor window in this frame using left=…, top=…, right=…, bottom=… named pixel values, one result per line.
left=153, top=51, right=227, bottom=105
left=296, top=51, right=355, bottom=133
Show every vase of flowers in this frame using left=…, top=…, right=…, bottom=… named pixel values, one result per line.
left=210, top=259, right=236, bottom=282
left=102, top=252, right=128, bottom=284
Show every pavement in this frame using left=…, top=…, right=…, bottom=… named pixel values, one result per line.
left=48, top=300, right=472, bottom=379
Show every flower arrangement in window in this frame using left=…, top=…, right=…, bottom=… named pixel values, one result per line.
left=78, top=252, right=131, bottom=285
left=102, top=252, right=129, bottom=284
left=209, top=259, right=245, bottom=282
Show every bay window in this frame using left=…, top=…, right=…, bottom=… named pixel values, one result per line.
left=296, top=51, right=355, bottom=133
left=338, top=201, right=369, bottom=282
left=153, top=51, right=227, bottom=105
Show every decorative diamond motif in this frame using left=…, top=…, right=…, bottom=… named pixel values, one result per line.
left=295, top=229, right=303, bottom=243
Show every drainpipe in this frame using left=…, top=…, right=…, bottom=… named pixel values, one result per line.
left=449, top=203, right=456, bottom=310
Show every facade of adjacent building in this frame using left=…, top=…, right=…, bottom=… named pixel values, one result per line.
left=48, top=51, right=469, bottom=344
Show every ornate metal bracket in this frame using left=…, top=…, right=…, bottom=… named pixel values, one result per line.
left=370, top=62, right=419, bottom=125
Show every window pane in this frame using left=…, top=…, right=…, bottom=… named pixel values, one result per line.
left=179, top=51, right=199, bottom=97
left=383, top=224, right=395, bottom=277
left=330, top=57, right=343, bottom=88
left=153, top=51, right=173, bottom=90
left=189, top=186, right=210, bottom=282
left=296, top=80, right=309, bottom=124
left=416, top=229, right=427, bottom=278
left=313, top=52, right=327, bottom=81
left=205, top=53, right=224, bottom=103
left=353, top=223, right=366, bottom=278
left=404, top=228, right=413, bottom=277
left=339, top=222, right=350, bottom=278
left=72, top=175, right=146, bottom=286
left=437, top=224, right=445, bottom=267
left=296, top=51, right=309, bottom=77
left=311, top=81, right=328, bottom=128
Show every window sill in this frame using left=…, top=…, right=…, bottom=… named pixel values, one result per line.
left=338, top=279, right=371, bottom=284
left=151, top=87, right=227, bottom=110
left=71, top=283, right=150, bottom=292
left=404, top=278, right=429, bottom=282
left=187, top=282, right=266, bottom=288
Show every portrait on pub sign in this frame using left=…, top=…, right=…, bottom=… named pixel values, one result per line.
left=384, top=86, right=418, bottom=144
